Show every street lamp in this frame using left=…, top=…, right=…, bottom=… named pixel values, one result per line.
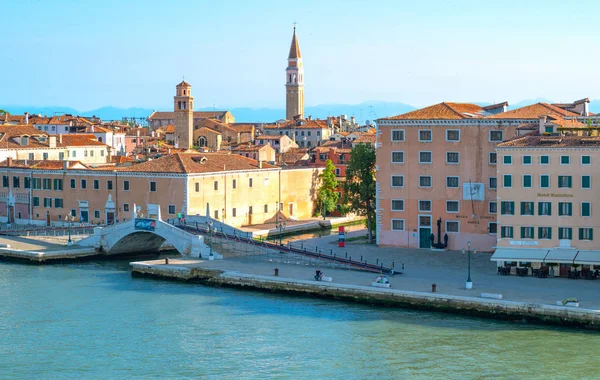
left=275, top=218, right=286, bottom=246
left=64, top=214, right=75, bottom=246
left=462, top=240, right=477, bottom=289
left=208, top=220, right=214, bottom=259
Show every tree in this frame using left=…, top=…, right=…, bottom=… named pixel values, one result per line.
left=0, top=109, right=6, bottom=114
left=316, top=159, right=339, bottom=219
left=344, top=144, right=376, bottom=243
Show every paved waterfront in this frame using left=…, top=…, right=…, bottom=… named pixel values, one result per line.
left=160, top=229, right=600, bottom=310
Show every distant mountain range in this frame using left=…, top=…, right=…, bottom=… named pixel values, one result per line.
left=3, top=99, right=600, bottom=124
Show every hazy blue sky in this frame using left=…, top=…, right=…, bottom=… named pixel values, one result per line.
left=2, top=0, right=599, bottom=111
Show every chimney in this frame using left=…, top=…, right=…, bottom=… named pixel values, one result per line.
left=63, top=160, right=68, bottom=170
left=49, top=135, right=57, bottom=148
left=351, top=116, right=355, bottom=125
left=25, top=112, right=29, bottom=125
left=7, top=157, right=12, bottom=167
left=91, top=125, right=95, bottom=133
left=539, top=115, right=548, bottom=134
left=258, top=160, right=263, bottom=169
left=58, top=134, right=63, bottom=144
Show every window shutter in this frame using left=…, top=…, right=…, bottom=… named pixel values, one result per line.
left=579, top=228, right=583, bottom=240
left=548, top=228, right=552, bottom=240
left=538, top=227, right=542, bottom=239
left=520, top=202, right=524, bottom=215
left=568, top=176, right=572, bottom=188
left=538, top=203, right=542, bottom=215
left=521, top=227, right=525, bottom=238
left=568, top=203, right=572, bottom=216
left=591, top=229, right=594, bottom=241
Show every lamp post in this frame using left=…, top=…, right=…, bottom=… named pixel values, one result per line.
left=322, top=193, right=327, bottom=221
left=64, top=214, right=75, bottom=246
left=208, top=220, right=214, bottom=259
left=276, top=218, right=286, bottom=246
left=462, top=240, right=477, bottom=289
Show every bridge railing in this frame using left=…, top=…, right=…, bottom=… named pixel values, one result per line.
left=171, top=219, right=396, bottom=275
left=0, top=226, right=95, bottom=238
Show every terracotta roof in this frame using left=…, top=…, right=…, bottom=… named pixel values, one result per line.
left=0, top=125, right=106, bottom=149
left=0, top=159, right=87, bottom=170
left=383, top=102, right=486, bottom=120
left=126, top=127, right=152, bottom=136
left=288, top=27, right=301, bottom=59
left=276, top=150, right=310, bottom=166
left=482, top=102, right=508, bottom=110
left=547, top=117, right=586, bottom=128
left=257, top=135, right=285, bottom=141
left=165, top=125, right=175, bottom=133
left=353, top=134, right=376, bottom=144
left=177, top=81, right=191, bottom=88
left=111, top=155, right=135, bottom=164
left=231, top=144, right=270, bottom=152
left=122, top=152, right=276, bottom=173
left=497, top=135, right=600, bottom=148
left=263, top=119, right=329, bottom=130
left=485, top=103, right=579, bottom=119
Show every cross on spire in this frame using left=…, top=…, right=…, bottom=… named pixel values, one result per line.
left=293, top=21, right=297, bottom=30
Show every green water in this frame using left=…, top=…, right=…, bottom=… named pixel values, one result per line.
left=0, top=260, right=597, bottom=379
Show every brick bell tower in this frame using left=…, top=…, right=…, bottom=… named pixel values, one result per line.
left=285, top=26, right=304, bottom=120
left=174, top=80, right=194, bottom=149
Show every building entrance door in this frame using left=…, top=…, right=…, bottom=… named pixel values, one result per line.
left=80, top=210, right=89, bottom=224
left=106, top=211, right=115, bottom=225
left=419, top=215, right=432, bottom=249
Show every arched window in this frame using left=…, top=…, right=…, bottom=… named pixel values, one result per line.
left=98, top=137, right=103, bottom=143
left=289, top=74, right=291, bottom=83
left=293, top=74, right=297, bottom=83
left=183, top=90, right=186, bottom=95
left=178, top=101, right=182, bottom=110
left=182, top=101, right=186, bottom=110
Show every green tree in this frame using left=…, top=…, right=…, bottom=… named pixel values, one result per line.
left=344, top=144, right=376, bottom=242
left=0, top=109, right=6, bottom=114
left=316, top=159, right=339, bottom=219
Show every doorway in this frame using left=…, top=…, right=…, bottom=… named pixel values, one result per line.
left=80, top=210, right=89, bottom=224
left=419, top=215, right=432, bottom=248
left=106, top=211, right=115, bottom=225
left=288, top=203, right=294, bottom=216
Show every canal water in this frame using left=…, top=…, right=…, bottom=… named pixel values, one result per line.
left=0, top=260, right=598, bottom=379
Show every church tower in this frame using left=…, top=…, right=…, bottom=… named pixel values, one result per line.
left=174, top=80, right=194, bottom=149
left=286, top=26, right=304, bottom=120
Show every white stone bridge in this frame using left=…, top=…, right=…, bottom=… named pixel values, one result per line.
left=77, top=205, right=221, bottom=259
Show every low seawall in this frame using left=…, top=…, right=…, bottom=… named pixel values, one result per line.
left=130, top=262, right=600, bottom=331
left=0, top=247, right=99, bottom=263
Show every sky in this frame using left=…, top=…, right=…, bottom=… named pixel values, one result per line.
left=2, top=0, right=600, bottom=111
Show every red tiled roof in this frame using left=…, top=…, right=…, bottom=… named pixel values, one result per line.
left=263, top=119, right=329, bottom=130
left=485, top=103, right=579, bottom=119
left=288, top=27, right=301, bottom=59
left=497, top=135, right=600, bottom=148
left=122, top=152, right=276, bottom=173
left=383, top=102, right=485, bottom=120
left=0, top=159, right=87, bottom=170
left=149, top=111, right=230, bottom=120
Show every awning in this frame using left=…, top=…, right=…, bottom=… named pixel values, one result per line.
left=573, top=250, right=600, bottom=265
left=544, top=249, right=578, bottom=264
left=491, top=248, right=549, bottom=262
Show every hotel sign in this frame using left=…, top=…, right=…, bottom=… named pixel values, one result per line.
left=509, top=240, right=538, bottom=246
left=537, top=193, right=573, bottom=198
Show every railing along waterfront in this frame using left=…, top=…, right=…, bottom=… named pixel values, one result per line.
left=168, top=219, right=396, bottom=275
left=0, top=225, right=95, bottom=237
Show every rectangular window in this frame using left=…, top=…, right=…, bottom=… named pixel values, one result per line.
left=81, top=179, right=87, bottom=189
left=233, top=179, right=237, bottom=189
left=559, top=227, right=573, bottom=240
left=232, top=208, right=237, bottom=217
left=53, top=179, right=63, bottom=191
left=488, top=201, right=497, bottom=214
left=503, top=155, right=512, bottom=165
left=581, top=202, right=591, bottom=217
left=558, top=202, right=573, bottom=216
left=419, top=176, right=432, bottom=188
left=501, top=201, right=515, bottom=215
left=520, top=226, right=535, bottom=239
left=72, top=150, right=76, bottom=158
left=488, top=223, right=497, bottom=235
left=29, top=153, right=34, bottom=160
left=249, top=178, right=253, bottom=188
left=489, top=177, right=497, bottom=189
left=558, top=176, right=572, bottom=188
left=522, top=175, right=532, bottom=188
left=503, top=174, right=512, bottom=188
left=446, top=221, right=459, bottom=233
left=501, top=226, right=513, bottom=238
left=579, top=228, right=593, bottom=241
left=93, top=179, right=99, bottom=190
left=446, top=152, right=459, bottom=164
left=489, top=152, right=497, bottom=164
left=582, top=155, right=591, bottom=165
left=150, top=181, right=156, bottom=192
left=94, top=210, right=100, bottom=218
left=540, top=155, right=549, bottom=165
left=42, top=178, right=51, bottom=190
left=520, top=201, right=534, bottom=216
left=391, top=175, right=404, bottom=188
left=391, top=130, right=405, bottom=142
left=12, top=176, right=19, bottom=188
left=32, top=178, right=41, bottom=190
left=446, top=200, right=459, bottom=213
left=249, top=206, right=253, bottom=215
left=419, top=151, right=432, bottom=164
left=24, top=177, right=31, bottom=189
left=560, top=155, right=570, bottom=165
left=59, top=152, right=64, bottom=160
left=54, top=198, right=63, bottom=208
left=33, top=197, right=40, bottom=207
left=391, top=151, right=404, bottom=163
left=540, top=175, right=549, bottom=188
left=522, top=155, right=532, bottom=165
left=538, top=227, right=552, bottom=240
left=446, top=176, right=459, bottom=188
left=214, top=181, right=218, bottom=191
left=168, top=205, right=176, bottom=214
left=418, top=130, right=432, bottom=142
left=538, top=202, right=552, bottom=216
left=490, top=130, right=503, bottom=142
left=418, top=200, right=432, bottom=212
left=43, top=153, right=48, bottom=160
left=391, top=199, right=404, bottom=211
left=446, top=130, right=460, bottom=142
left=123, top=204, right=129, bottom=212
left=582, top=175, right=591, bottom=189
left=123, top=180, right=130, bottom=191
left=107, top=180, right=113, bottom=190
left=43, top=197, right=52, bottom=208
left=391, top=219, right=405, bottom=231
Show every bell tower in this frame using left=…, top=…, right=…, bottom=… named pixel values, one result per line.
left=174, top=80, right=194, bottom=149
left=285, top=26, right=304, bottom=120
